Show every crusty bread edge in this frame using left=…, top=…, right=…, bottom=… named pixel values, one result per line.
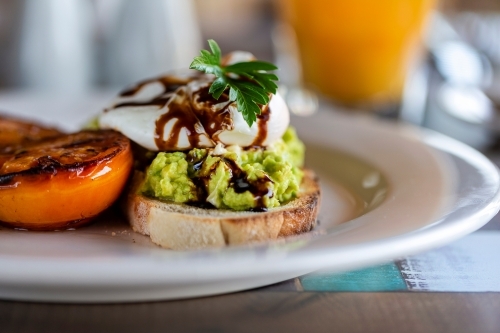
left=123, top=169, right=321, bottom=250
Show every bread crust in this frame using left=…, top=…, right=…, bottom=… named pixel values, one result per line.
left=123, top=169, right=321, bottom=250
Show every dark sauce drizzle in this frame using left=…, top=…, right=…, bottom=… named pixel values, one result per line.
left=184, top=152, right=273, bottom=211
left=112, top=74, right=276, bottom=210
left=186, top=153, right=214, bottom=209
left=113, top=75, right=187, bottom=109
left=154, top=84, right=238, bottom=151
left=153, top=89, right=207, bottom=151
left=188, top=177, right=215, bottom=209
left=111, top=75, right=272, bottom=152
left=118, top=75, right=196, bottom=98
left=192, top=86, right=233, bottom=143
left=250, top=104, right=270, bottom=147
left=223, top=157, right=273, bottom=212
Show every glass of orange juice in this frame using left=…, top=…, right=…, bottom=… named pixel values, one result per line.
left=277, top=0, right=436, bottom=110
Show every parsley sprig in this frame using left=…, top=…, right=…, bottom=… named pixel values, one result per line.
left=189, top=40, right=279, bottom=127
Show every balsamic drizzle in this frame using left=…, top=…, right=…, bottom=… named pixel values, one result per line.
left=250, top=104, right=270, bottom=147
left=109, top=74, right=272, bottom=151
left=110, top=74, right=276, bottom=210
left=223, top=157, right=273, bottom=210
left=119, top=75, right=194, bottom=98
left=184, top=151, right=274, bottom=211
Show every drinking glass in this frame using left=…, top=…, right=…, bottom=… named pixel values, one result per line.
left=276, top=0, right=436, bottom=111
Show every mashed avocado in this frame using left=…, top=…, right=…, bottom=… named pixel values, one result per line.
left=141, top=127, right=305, bottom=211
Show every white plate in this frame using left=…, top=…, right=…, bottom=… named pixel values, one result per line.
left=0, top=101, right=499, bottom=303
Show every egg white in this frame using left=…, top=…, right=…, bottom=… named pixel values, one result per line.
left=99, top=62, right=290, bottom=151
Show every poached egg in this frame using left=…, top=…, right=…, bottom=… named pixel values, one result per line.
left=99, top=53, right=290, bottom=151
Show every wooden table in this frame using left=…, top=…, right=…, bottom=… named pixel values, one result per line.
left=1, top=284, right=499, bottom=333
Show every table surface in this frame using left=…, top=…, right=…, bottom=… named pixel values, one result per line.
left=1, top=293, right=500, bottom=333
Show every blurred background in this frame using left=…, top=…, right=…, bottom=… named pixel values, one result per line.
left=0, top=0, right=499, bottom=149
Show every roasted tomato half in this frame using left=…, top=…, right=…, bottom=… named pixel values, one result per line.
left=0, top=115, right=62, bottom=153
left=0, top=130, right=133, bottom=230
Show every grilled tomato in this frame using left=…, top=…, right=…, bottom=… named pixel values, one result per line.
left=0, top=130, right=133, bottom=230
left=0, top=115, right=62, bottom=153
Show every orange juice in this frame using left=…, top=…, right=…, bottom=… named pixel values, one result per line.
left=279, top=0, right=435, bottom=105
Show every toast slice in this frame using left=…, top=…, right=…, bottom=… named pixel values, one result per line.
left=123, top=169, right=321, bottom=250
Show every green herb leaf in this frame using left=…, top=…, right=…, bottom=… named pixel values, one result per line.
left=230, top=85, right=260, bottom=126
left=252, top=72, right=279, bottom=94
left=208, top=39, right=221, bottom=60
left=189, top=39, right=279, bottom=127
left=231, top=80, right=270, bottom=105
left=209, top=77, right=228, bottom=100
